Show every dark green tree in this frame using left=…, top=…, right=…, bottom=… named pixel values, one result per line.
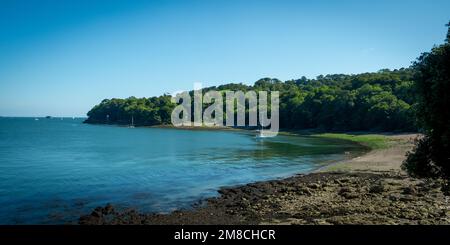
left=403, top=22, right=450, bottom=178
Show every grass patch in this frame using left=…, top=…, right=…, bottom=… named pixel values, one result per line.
left=314, top=133, right=389, bottom=150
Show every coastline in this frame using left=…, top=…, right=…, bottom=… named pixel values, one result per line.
left=316, top=134, right=418, bottom=173
left=79, top=132, right=450, bottom=225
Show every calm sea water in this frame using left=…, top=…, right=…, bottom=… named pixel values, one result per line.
left=0, top=117, right=364, bottom=224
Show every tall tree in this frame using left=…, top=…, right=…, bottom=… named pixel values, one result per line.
left=403, top=22, right=450, bottom=178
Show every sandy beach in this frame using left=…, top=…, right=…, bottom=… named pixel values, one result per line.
left=79, top=133, right=450, bottom=225
left=319, top=134, right=419, bottom=173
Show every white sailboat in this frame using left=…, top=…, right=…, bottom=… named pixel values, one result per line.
left=255, top=125, right=268, bottom=139
left=129, top=115, right=135, bottom=128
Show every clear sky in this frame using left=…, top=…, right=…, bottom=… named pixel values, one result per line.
left=0, top=0, right=449, bottom=117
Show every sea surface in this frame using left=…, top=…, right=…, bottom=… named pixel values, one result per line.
left=0, top=117, right=365, bottom=224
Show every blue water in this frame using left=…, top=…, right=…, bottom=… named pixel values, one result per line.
left=0, top=117, right=364, bottom=224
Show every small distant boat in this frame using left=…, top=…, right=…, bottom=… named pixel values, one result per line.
left=129, top=115, right=135, bottom=128
left=255, top=126, right=268, bottom=139
left=255, top=130, right=269, bottom=139
left=34, top=118, right=39, bottom=121
left=45, top=116, right=52, bottom=119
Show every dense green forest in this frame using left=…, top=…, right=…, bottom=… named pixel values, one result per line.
left=85, top=95, right=175, bottom=126
left=85, top=68, right=416, bottom=132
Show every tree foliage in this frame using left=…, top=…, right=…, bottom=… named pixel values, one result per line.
left=85, top=69, right=416, bottom=132
left=403, top=22, right=450, bottom=179
left=85, top=95, right=174, bottom=126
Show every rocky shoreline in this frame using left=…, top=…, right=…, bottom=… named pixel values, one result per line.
left=79, top=134, right=450, bottom=225
left=79, top=171, right=449, bottom=225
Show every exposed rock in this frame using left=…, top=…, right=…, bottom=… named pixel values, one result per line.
left=91, top=207, right=103, bottom=218
left=296, top=187, right=312, bottom=196
left=307, top=183, right=321, bottom=189
left=402, top=186, right=417, bottom=195
left=79, top=172, right=450, bottom=225
left=103, top=203, right=114, bottom=214
left=369, top=182, right=385, bottom=194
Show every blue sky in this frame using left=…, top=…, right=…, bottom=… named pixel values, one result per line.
left=0, top=0, right=449, bottom=117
